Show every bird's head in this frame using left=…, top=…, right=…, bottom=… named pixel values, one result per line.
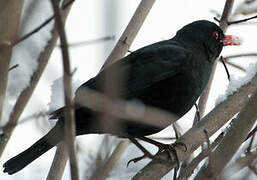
left=175, top=20, right=240, bottom=62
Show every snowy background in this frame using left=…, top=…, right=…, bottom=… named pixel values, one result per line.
left=1, top=0, right=257, bottom=179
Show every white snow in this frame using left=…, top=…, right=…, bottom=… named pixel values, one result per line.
left=215, top=61, right=257, bottom=105
left=233, top=0, right=257, bottom=16
left=7, top=0, right=53, bottom=97
left=48, top=77, right=82, bottom=112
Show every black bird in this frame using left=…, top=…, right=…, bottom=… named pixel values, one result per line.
left=3, top=20, right=239, bottom=174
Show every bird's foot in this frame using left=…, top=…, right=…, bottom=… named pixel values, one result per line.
left=138, top=137, right=187, bottom=168
left=127, top=152, right=154, bottom=167
left=128, top=137, right=154, bottom=166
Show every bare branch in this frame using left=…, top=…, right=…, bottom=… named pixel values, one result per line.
left=177, top=132, right=224, bottom=180
left=57, top=36, right=115, bottom=48
left=247, top=133, right=255, bottom=152
left=224, top=53, right=257, bottom=59
left=228, top=14, right=257, bottom=25
left=50, top=1, right=78, bottom=180
left=223, top=148, right=257, bottom=177
left=132, top=71, right=257, bottom=180
left=46, top=143, right=68, bottom=180
left=100, top=0, right=156, bottom=70
left=220, top=56, right=231, bottom=81
left=0, top=0, right=23, bottom=126
left=195, top=89, right=257, bottom=179
left=12, top=0, right=74, bottom=46
left=89, top=140, right=130, bottom=180
left=223, top=59, right=246, bottom=72
left=12, top=16, right=54, bottom=46
left=0, top=3, right=72, bottom=180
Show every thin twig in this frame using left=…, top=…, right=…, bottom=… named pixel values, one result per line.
left=214, top=14, right=257, bottom=25
left=57, top=36, right=115, bottom=48
left=51, top=1, right=78, bottom=180
left=228, top=14, right=257, bottom=25
left=245, top=124, right=257, bottom=141
left=12, top=0, right=74, bottom=47
left=90, top=140, right=130, bottom=180
left=220, top=56, right=231, bottom=81
left=0, top=111, right=48, bottom=131
left=12, top=16, right=54, bottom=46
left=223, top=59, right=246, bottom=72
left=8, top=64, right=19, bottom=71
left=247, top=133, right=255, bottom=152
left=224, top=53, right=257, bottom=59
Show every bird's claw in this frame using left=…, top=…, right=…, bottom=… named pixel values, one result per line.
left=127, top=153, right=154, bottom=167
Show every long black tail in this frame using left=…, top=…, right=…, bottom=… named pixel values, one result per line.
left=3, top=122, right=64, bottom=175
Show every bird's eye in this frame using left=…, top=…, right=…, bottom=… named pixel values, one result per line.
left=212, top=31, right=219, bottom=40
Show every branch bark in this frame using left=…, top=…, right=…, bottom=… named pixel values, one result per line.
left=222, top=148, right=257, bottom=178
left=51, top=1, right=78, bottom=180
left=0, top=0, right=23, bottom=124
left=132, top=71, right=257, bottom=180
left=46, top=143, right=68, bottom=180
left=89, top=140, right=130, bottom=180
left=100, top=0, right=156, bottom=70
left=195, top=89, right=257, bottom=180
left=177, top=132, right=224, bottom=180
left=0, top=0, right=72, bottom=159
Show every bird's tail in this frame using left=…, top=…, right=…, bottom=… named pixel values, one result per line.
left=3, top=122, right=64, bottom=175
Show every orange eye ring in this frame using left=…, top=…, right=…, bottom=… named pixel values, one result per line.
left=212, top=31, right=219, bottom=40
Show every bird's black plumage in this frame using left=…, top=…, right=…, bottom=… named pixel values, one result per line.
left=3, top=20, right=226, bottom=174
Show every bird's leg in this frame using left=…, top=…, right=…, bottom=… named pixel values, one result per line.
left=127, top=137, right=154, bottom=166
left=137, top=137, right=187, bottom=168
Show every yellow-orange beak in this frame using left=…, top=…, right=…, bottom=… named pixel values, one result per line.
left=221, top=35, right=242, bottom=46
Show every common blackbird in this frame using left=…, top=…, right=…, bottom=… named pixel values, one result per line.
left=3, top=20, right=239, bottom=174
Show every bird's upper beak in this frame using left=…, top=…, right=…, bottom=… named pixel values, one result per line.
left=221, top=35, right=242, bottom=46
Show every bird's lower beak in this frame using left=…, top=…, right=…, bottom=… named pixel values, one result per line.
left=221, top=35, right=242, bottom=46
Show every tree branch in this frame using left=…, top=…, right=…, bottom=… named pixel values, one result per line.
left=0, top=0, right=72, bottom=157
left=100, top=0, right=156, bottom=70
left=132, top=71, right=257, bottom=180
left=46, top=143, right=68, bottom=180
left=51, top=1, right=78, bottom=180
left=89, top=140, right=130, bottom=180
left=195, top=89, right=257, bottom=179
left=177, top=132, right=224, bottom=180
left=222, top=148, right=257, bottom=178
left=0, top=0, right=23, bottom=127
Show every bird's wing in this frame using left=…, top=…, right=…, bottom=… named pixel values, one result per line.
left=77, top=42, right=191, bottom=99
